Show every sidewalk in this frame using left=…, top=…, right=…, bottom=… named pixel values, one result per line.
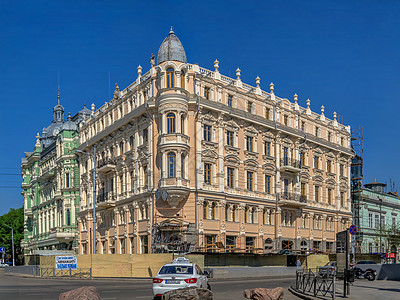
left=290, top=279, right=400, bottom=300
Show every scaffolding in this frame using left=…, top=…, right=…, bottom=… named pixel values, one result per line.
left=351, top=126, right=364, bottom=253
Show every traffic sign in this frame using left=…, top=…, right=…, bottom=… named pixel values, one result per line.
left=0, top=247, right=5, bottom=253
left=349, top=224, right=357, bottom=235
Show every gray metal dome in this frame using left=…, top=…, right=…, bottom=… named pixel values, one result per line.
left=157, top=28, right=187, bottom=64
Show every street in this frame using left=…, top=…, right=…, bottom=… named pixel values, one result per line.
left=0, top=270, right=297, bottom=300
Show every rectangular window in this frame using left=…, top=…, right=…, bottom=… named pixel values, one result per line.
left=143, top=129, right=148, bottom=143
left=340, top=192, right=345, bottom=207
left=369, top=213, right=373, bottom=229
left=375, top=215, right=379, bottom=229
left=227, top=167, right=234, bottom=188
left=301, top=121, right=305, bottom=131
left=204, top=87, right=210, bottom=100
left=227, top=95, right=233, bottom=107
left=265, top=175, right=271, bottom=194
left=315, top=186, right=319, bottom=202
left=264, top=141, right=271, bottom=156
left=204, top=163, right=211, bottom=185
left=181, top=155, right=185, bottom=179
left=381, top=215, right=385, bottom=228
left=314, top=156, right=319, bottom=169
left=301, top=183, right=306, bottom=197
left=203, top=124, right=211, bottom=142
left=328, top=132, right=332, bottom=142
left=246, top=171, right=254, bottom=191
left=300, top=152, right=305, bottom=167
left=245, top=237, right=255, bottom=253
left=247, top=101, right=253, bottom=113
left=327, top=188, right=332, bottom=205
left=315, top=126, right=319, bottom=137
left=66, top=173, right=70, bottom=188
left=265, top=108, right=270, bottom=119
left=284, top=115, right=288, bottom=126
left=226, top=130, right=234, bottom=146
left=340, top=164, right=344, bottom=176
left=327, top=160, right=332, bottom=173
left=246, top=136, right=253, bottom=152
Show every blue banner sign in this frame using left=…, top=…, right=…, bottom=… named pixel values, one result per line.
left=55, top=255, right=77, bottom=270
left=0, top=247, right=5, bottom=253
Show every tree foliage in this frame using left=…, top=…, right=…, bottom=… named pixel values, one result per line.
left=0, top=207, right=24, bottom=255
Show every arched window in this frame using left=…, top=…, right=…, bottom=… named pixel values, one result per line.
left=166, top=68, right=174, bottom=88
left=167, top=113, right=176, bottom=134
left=168, top=152, right=176, bottom=178
left=181, top=71, right=185, bottom=89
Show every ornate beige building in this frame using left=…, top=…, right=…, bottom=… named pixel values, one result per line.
left=77, top=29, right=353, bottom=255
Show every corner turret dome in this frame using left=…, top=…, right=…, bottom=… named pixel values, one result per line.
left=157, top=28, right=187, bottom=65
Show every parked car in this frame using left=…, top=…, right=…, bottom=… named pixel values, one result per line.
left=152, top=257, right=210, bottom=299
left=318, top=261, right=336, bottom=276
left=0, top=263, right=9, bottom=268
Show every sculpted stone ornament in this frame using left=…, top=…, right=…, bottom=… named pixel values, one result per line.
left=259, top=224, right=264, bottom=237
left=221, top=221, right=226, bottom=234
left=199, top=221, right=204, bottom=234
left=240, top=223, right=245, bottom=236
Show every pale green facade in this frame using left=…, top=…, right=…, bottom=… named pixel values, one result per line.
left=21, top=98, right=90, bottom=257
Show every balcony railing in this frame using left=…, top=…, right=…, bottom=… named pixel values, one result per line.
left=280, top=157, right=301, bottom=169
left=279, top=192, right=307, bottom=207
left=97, top=158, right=116, bottom=169
left=97, top=191, right=116, bottom=203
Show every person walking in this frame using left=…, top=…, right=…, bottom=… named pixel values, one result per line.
left=296, top=258, right=302, bottom=267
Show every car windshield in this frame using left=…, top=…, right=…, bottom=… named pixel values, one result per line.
left=158, top=265, right=193, bottom=275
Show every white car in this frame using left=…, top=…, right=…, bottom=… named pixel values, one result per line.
left=152, top=257, right=209, bottom=299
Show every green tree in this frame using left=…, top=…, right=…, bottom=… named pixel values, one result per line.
left=0, top=207, right=24, bottom=263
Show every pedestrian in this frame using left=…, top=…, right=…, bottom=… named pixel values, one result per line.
left=296, top=258, right=302, bottom=267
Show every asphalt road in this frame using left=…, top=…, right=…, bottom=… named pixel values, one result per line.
left=0, top=270, right=297, bottom=300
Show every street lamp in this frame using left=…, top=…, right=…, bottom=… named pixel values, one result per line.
left=76, top=145, right=97, bottom=254
left=3, top=224, right=14, bottom=266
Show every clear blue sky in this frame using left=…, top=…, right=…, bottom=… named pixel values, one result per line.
left=0, top=0, right=399, bottom=215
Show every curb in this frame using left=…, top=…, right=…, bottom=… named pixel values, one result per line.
left=288, top=287, right=319, bottom=300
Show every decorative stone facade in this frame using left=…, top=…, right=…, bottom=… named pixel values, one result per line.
left=21, top=95, right=89, bottom=256
left=77, top=29, right=353, bottom=255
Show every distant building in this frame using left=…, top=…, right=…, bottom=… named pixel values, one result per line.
left=76, top=29, right=353, bottom=255
left=352, top=179, right=400, bottom=262
left=21, top=94, right=90, bottom=258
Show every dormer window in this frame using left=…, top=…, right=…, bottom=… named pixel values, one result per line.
left=166, top=68, right=174, bottom=88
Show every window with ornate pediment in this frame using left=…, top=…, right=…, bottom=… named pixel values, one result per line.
left=226, top=130, right=234, bottom=146
left=246, top=136, right=253, bottom=152
left=204, top=163, right=212, bottom=184
left=166, top=68, right=174, bottom=88
left=315, top=185, right=319, bottom=202
left=265, top=175, right=271, bottom=194
left=203, top=124, right=211, bottom=142
left=168, top=152, right=176, bottom=178
left=227, top=167, right=234, bottom=188
left=167, top=113, right=176, bottom=134
left=264, top=141, right=271, bottom=156
left=247, top=171, right=254, bottom=191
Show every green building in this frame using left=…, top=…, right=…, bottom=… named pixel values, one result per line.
left=353, top=179, right=400, bottom=262
left=21, top=94, right=90, bottom=258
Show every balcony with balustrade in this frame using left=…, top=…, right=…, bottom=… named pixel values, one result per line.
left=280, top=157, right=301, bottom=173
left=97, top=158, right=116, bottom=173
left=279, top=192, right=307, bottom=208
left=97, top=191, right=116, bottom=208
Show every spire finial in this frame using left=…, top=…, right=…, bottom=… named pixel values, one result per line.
left=57, top=72, right=60, bottom=105
left=170, top=26, right=174, bottom=34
